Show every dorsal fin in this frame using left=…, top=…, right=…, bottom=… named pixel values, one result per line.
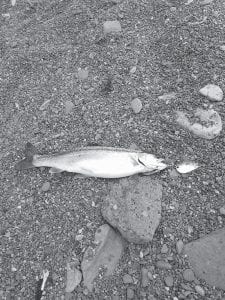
left=25, top=142, right=37, bottom=158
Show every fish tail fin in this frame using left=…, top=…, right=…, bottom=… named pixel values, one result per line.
left=15, top=142, right=38, bottom=170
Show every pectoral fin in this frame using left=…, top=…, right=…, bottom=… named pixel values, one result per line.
left=49, top=167, right=63, bottom=174
left=73, top=173, right=92, bottom=179
left=141, top=170, right=158, bottom=176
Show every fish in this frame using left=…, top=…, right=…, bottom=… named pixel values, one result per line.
left=15, top=143, right=168, bottom=178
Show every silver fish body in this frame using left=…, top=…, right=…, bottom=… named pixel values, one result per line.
left=30, top=146, right=167, bottom=178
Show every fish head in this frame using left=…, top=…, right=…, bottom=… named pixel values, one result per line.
left=138, top=153, right=168, bottom=172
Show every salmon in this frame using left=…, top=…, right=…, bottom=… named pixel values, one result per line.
left=15, top=143, right=168, bottom=178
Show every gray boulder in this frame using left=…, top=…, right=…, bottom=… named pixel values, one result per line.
left=184, top=228, right=225, bottom=290
left=101, top=177, right=162, bottom=244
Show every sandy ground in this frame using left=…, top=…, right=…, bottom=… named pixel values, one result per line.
left=0, top=0, right=225, bottom=299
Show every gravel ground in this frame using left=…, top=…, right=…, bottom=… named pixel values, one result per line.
left=0, top=0, right=225, bottom=299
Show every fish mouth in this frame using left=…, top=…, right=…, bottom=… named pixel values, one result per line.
left=157, top=161, right=168, bottom=171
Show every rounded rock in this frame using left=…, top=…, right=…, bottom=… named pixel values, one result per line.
left=131, top=98, right=142, bottom=114
left=199, top=84, right=223, bottom=102
left=219, top=206, right=225, bottom=215
left=156, top=261, right=172, bottom=269
left=123, top=274, right=133, bottom=284
left=195, top=285, right=205, bottom=296
left=127, top=288, right=135, bottom=299
left=176, top=239, right=184, bottom=254
left=141, top=268, right=149, bottom=287
left=161, top=244, right=169, bottom=254
left=164, top=275, right=174, bottom=287
left=183, top=269, right=195, bottom=282
left=103, top=20, right=121, bottom=34
left=41, top=181, right=50, bottom=192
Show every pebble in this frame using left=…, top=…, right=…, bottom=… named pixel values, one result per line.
left=164, top=275, right=174, bottom=287
left=130, top=66, right=137, bottom=74
left=147, top=295, right=157, bottom=300
left=103, top=20, right=121, bottom=34
left=123, top=274, right=133, bottom=284
left=147, top=271, right=154, bottom=280
left=141, top=268, right=149, bottom=287
left=112, top=296, right=120, bottom=300
left=199, top=84, right=223, bottom=101
left=169, top=169, right=179, bottom=179
left=195, top=285, right=205, bottom=296
left=156, top=261, right=172, bottom=269
left=219, top=206, right=225, bottom=215
left=64, top=100, right=74, bottom=114
left=176, top=239, right=184, bottom=254
left=77, top=68, right=89, bottom=80
left=180, top=283, right=193, bottom=291
left=200, top=0, right=214, bottom=5
left=187, top=225, right=193, bottom=234
left=158, top=92, right=176, bottom=101
left=126, top=288, right=135, bottom=299
left=183, top=269, right=195, bottom=281
left=130, top=98, right=142, bottom=114
left=65, top=263, right=82, bottom=293
left=161, top=244, right=169, bottom=254
left=220, top=45, right=225, bottom=51
left=41, top=182, right=50, bottom=192
left=39, top=99, right=51, bottom=111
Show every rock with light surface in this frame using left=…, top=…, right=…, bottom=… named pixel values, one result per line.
left=195, top=285, right=205, bottom=296
left=64, top=100, right=74, bottom=114
left=81, top=224, right=124, bottom=291
left=141, top=268, right=149, bottom=287
left=101, top=177, right=162, bottom=243
left=176, top=239, right=184, bottom=254
left=164, top=275, right=173, bottom=287
left=184, top=228, right=225, bottom=290
left=183, top=269, right=195, bottom=282
left=103, top=20, right=121, bottom=34
left=176, top=109, right=222, bottom=140
left=219, top=206, right=225, bottom=215
left=77, top=68, right=89, bottom=80
left=131, top=98, right=142, bottom=114
left=65, top=262, right=82, bottom=293
left=199, top=84, right=223, bottom=101
left=41, top=181, right=50, bottom=192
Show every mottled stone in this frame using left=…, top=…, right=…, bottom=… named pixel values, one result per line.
left=101, top=177, right=162, bottom=244
left=184, top=228, right=225, bottom=290
left=81, top=224, right=124, bottom=291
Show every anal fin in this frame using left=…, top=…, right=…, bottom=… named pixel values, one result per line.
left=73, top=173, right=92, bottom=179
left=49, top=167, right=63, bottom=174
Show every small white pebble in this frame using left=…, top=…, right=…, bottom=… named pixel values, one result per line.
left=103, top=20, right=121, bottom=34
left=220, top=45, right=225, bottom=51
left=142, top=211, right=148, bottom=217
left=41, top=182, right=50, bottom=192
left=176, top=239, right=184, bottom=254
left=113, top=204, right=118, bottom=210
left=77, top=68, right=89, bottom=80
left=130, top=66, right=137, bottom=74
left=199, top=84, right=223, bottom=102
left=219, top=206, right=225, bottom=215
left=131, top=98, right=142, bottom=114
left=195, top=285, right=205, bottom=296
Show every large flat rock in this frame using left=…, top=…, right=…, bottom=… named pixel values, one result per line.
left=101, top=177, right=162, bottom=244
left=81, top=224, right=124, bottom=291
left=184, top=228, right=225, bottom=290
